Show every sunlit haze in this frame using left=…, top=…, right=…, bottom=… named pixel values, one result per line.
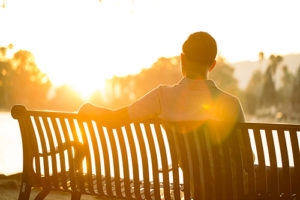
left=1, top=0, right=300, bottom=97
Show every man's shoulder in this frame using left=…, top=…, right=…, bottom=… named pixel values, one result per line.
left=154, top=84, right=174, bottom=93
left=213, top=86, right=240, bottom=102
left=216, top=87, right=245, bottom=118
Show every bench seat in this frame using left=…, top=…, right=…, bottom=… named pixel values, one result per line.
left=38, top=172, right=183, bottom=199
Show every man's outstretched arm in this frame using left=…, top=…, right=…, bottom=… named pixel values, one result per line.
left=78, top=86, right=161, bottom=124
left=78, top=103, right=130, bottom=124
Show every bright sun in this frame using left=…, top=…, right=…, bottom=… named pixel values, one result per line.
left=26, top=0, right=167, bottom=100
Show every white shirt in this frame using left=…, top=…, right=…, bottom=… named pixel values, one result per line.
left=128, top=78, right=245, bottom=122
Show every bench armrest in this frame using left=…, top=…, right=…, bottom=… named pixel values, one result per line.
left=34, top=142, right=87, bottom=172
left=34, top=142, right=86, bottom=157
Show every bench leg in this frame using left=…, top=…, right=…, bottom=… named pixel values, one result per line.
left=71, top=192, right=81, bottom=200
left=34, top=189, right=50, bottom=200
left=18, top=182, right=31, bottom=200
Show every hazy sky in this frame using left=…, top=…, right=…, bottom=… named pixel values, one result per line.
left=1, top=0, right=300, bottom=95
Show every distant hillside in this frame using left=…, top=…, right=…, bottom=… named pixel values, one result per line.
left=231, top=53, right=300, bottom=89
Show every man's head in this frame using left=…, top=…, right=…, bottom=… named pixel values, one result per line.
left=181, top=32, right=217, bottom=79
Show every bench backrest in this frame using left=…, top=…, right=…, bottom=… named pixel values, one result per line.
left=11, top=105, right=299, bottom=199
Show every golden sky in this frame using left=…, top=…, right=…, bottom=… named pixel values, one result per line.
left=1, top=0, right=300, bottom=96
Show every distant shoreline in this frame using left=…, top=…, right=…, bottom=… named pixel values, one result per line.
left=0, top=172, right=22, bottom=191
left=0, top=109, right=10, bottom=113
left=0, top=172, right=22, bottom=180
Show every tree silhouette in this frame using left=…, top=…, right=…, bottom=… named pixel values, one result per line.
left=258, top=52, right=264, bottom=62
left=260, top=55, right=283, bottom=107
left=48, top=84, right=83, bottom=111
left=0, top=60, right=12, bottom=107
left=291, top=66, right=300, bottom=111
left=10, top=50, right=52, bottom=108
left=209, top=57, right=239, bottom=95
left=278, top=65, right=294, bottom=109
left=243, top=70, right=263, bottom=114
left=0, top=48, right=52, bottom=109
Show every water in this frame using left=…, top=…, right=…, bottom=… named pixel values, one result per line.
left=0, top=112, right=23, bottom=175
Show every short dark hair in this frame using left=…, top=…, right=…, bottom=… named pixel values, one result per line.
left=182, top=32, right=217, bottom=66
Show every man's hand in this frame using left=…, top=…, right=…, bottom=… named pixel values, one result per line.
left=78, top=103, right=94, bottom=116
left=78, top=103, right=111, bottom=117
left=78, top=103, right=130, bottom=124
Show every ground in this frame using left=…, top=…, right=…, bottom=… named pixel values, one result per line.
left=0, top=188, right=101, bottom=200
left=0, top=173, right=102, bottom=200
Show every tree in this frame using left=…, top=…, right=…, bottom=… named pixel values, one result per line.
left=48, top=84, right=83, bottom=111
left=258, top=51, right=264, bottom=68
left=210, top=57, right=239, bottom=96
left=258, top=52, right=264, bottom=62
left=260, top=55, right=283, bottom=107
left=291, top=66, right=300, bottom=111
left=243, top=70, right=263, bottom=114
left=0, top=60, right=12, bottom=107
left=0, top=49, right=52, bottom=109
left=89, top=90, right=104, bottom=105
left=104, top=56, right=182, bottom=108
left=278, top=65, right=294, bottom=108
left=10, top=50, right=52, bottom=108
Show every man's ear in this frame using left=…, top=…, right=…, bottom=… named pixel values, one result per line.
left=181, top=53, right=186, bottom=76
left=180, top=53, right=185, bottom=65
left=209, top=60, right=216, bottom=72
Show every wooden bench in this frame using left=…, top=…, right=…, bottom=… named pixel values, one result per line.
left=11, top=105, right=299, bottom=200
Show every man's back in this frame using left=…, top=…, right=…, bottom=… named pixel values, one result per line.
left=128, top=77, right=245, bottom=122
left=160, top=78, right=244, bottom=121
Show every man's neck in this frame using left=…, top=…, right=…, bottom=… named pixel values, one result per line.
left=185, top=74, right=208, bottom=80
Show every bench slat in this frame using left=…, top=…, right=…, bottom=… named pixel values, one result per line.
left=289, top=129, right=300, bottom=197
left=174, top=127, right=191, bottom=200
left=50, top=117, right=68, bottom=190
left=253, top=128, right=267, bottom=196
left=86, top=121, right=103, bottom=195
left=59, top=118, right=76, bottom=192
left=193, top=127, right=208, bottom=200
left=198, top=126, right=214, bottom=200
left=277, top=129, right=291, bottom=197
left=154, top=122, right=171, bottom=200
left=208, top=127, right=228, bottom=200
left=265, top=128, right=279, bottom=198
left=77, top=120, right=94, bottom=194
left=42, top=116, right=59, bottom=188
left=68, top=119, right=85, bottom=192
left=222, top=132, right=234, bottom=199
left=143, top=123, right=161, bottom=200
left=163, top=125, right=181, bottom=200
left=124, top=124, right=142, bottom=199
left=230, top=128, right=246, bottom=199
left=115, top=126, right=132, bottom=198
left=33, top=116, right=50, bottom=184
left=106, top=127, right=122, bottom=197
left=27, top=117, right=42, bottom=181
left=96, top=123, right=113, bottom=196
left=240, top=126, right=256, bottom=198
left=290, top=130, right=300, bottom=197
left=189, top=129, right=203, bottom=200
left=134, top=123, right=151, bottom=199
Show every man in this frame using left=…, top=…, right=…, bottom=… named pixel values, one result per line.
left=79, top=32, right=246, bottom=197
left=79, top=31, right=245, bottom=124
